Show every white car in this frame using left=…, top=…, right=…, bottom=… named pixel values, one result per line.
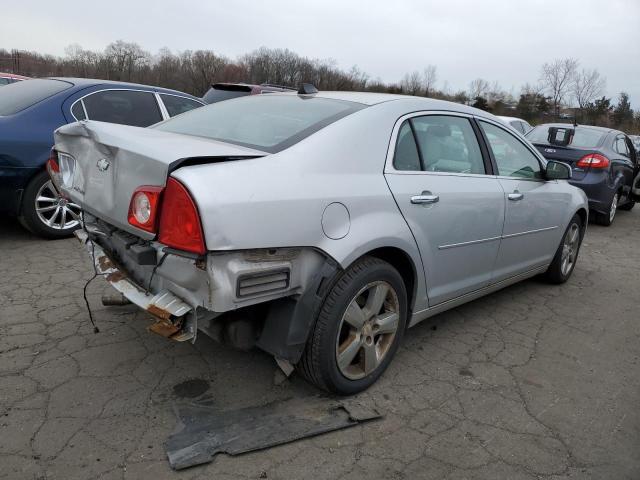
left=498, top=115, right=533, bottom=135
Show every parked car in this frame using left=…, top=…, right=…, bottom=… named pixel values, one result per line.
left=526, top=123, right=640, bottom=225
left=202, top=82, right=296, bottom=104
left=0, top=72, right=29, bottom=86
left=630, top=135, right=640, bottom=153
left=497, top=115, right=532, bottom=135
left=53, top=90, right=588, bottom=394
left=0, top=78, right=204, bottom=238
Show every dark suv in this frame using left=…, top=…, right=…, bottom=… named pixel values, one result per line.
left=526, top=124, right=640, bottom=225
left=202, top=83, right=296, bottom=104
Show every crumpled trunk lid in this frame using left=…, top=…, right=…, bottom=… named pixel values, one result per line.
left=54, top=120, right=266, bottom=239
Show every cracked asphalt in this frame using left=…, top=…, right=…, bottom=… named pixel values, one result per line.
left=1, top=210, right=639, bottom=480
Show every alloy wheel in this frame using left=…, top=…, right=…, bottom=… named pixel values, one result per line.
left=560, top=223, right=580, bottom=276
left=35, top=180, right=81, bottom=230
left=609, top=193, right=618, bottom=223
left=335, top=281, right=400, bottom=380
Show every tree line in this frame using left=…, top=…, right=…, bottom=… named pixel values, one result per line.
left=1, top=42, right=637, bottom=133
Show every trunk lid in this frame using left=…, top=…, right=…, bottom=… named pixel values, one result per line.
left=531, top=143, right=600, bottom=181
left=54, top=120, right=266, bottom=238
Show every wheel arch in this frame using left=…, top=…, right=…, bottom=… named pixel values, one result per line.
left=359, top=246, right=418, bottom=317
left=18, top=166, right=48, bottom=215
left=575, top=207, right=588, bottom=231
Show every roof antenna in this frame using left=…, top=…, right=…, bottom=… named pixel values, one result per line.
left=298, top=83, right=318, bottom=95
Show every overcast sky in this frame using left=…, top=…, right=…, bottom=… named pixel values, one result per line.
left=2, top=0, right=639, bottom=106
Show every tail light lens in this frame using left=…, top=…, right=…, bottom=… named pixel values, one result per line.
left=576, top=153, right=610, bottom=169
left=127, top=186, right=163, bottom=233
left=158, top=178, right=206, bottom=255
left=46, top=149, right=62, bottom=190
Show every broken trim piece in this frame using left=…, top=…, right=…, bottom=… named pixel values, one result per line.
left=75, top=229, right=192, bottom=336
left=166, top=396, right=381, bottom=470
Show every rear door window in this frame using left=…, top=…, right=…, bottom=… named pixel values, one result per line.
left=614, top=136, right=629, bottom=157
left=160, top=94, right=203, bottom=117
left=480, top=121, right=543, bottom=179
left=83, top=90, right=163, bottom=127
left=410, top=115, right=486, bottom=174
left=0, top=79, right=73, bottom=115
left=393, top=121, right=421, bottom=171
left=71, top=101, right=86, bottom=120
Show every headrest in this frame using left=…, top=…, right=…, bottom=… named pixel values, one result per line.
left=426, top=125, right=451, bottom=137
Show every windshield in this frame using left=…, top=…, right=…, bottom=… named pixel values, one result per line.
left=0, top=79, right=73, bottom=116
left=154, top=94, right=365, bottom=153
left=526, top=125, right=606, bottom=149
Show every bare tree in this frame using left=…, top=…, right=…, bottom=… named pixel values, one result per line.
left=540, top=58, right=578, bottom=115
left=422, top=65, right=437, bottom=97
left=572, top=68, right=606, bottom=110
left=468, top=78, right=490, bottom=100
left=103, top=41, right=150, bottom=81
left=401, top=71, right=422, bottom=95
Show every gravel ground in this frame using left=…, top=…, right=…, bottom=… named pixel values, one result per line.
left=1, top=210, right=639, bottom=480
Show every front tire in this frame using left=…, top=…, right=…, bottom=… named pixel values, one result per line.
left=544, top=214, right=583, bottom=284
left=618, top=199, right=635, bottom=211
left=298, top=256, right=407, bottom=395
left=18, top=170, right=82, bottom=239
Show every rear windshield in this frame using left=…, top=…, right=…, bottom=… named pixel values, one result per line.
left=527, top=125, right=606, bottom=148
left=154, top=94, right=365, bottom=153
left=0, top=79, right=72, bottom=116
left=202, top=87, right=251, bottom=104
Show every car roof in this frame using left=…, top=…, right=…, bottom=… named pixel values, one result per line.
left=47, top=77, right=201, bottom=99
left=498, top=115, right=527, bottom=123
left=276, top=90, right=496, bottom=118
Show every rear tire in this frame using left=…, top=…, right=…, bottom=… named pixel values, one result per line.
left=297, top=256, right=407, bottom=395
left=544, top=214, right=583, bottom=284
left=18, top=170, right=81, bottom=239
left=594, top=192, right=619, bottom=226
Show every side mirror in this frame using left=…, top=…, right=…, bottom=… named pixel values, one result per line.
left=546, top=160, right=572, bottom=180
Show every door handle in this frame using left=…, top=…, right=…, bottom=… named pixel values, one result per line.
left=508, top=192, right=524, bottom=201
left=411, top=194, right=439, bottom=204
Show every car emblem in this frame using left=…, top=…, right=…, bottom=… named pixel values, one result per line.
left=96, top=158, right=110, bottom=172
left=544, top=148, right=556, bottom=153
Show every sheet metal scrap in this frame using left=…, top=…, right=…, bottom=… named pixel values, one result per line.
left=166, top=396, right=381, bottom=470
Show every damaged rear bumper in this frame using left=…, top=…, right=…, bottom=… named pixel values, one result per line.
left=75, top=229, right=196, bottom=341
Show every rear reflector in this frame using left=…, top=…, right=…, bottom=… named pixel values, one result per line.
left=158, top=178, right=206, bottom=255
left=576, top=153, right=610, bottom=169
left=127, top=186, right=163, bottom=233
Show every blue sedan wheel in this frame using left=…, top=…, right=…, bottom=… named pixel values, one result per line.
left=19, top=171, right=81, bottom=238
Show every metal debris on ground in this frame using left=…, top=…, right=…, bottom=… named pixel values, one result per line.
left=165, top=396, right=381, bottom=470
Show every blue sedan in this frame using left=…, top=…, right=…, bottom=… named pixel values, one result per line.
left=0, top=78, right=204, bottom=238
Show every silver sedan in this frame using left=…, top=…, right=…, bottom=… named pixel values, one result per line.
left=52, top=89, right=588, bottom=394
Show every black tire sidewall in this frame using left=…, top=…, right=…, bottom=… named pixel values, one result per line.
left=315, top=259, right=407, bottom=395
left=547, top=214, right=583, bottom=283
left=19, top=170, right=77, bottom=239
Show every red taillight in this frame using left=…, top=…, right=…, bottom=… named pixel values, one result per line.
left=127, top=186, right=163, bottom=233
left=576, top=153, right=610, bottom=169
left=46, top=150, right=59, bottom=173
left=158, top=178, right=206, bottom=255
left=46, top=149, right=61, bottom=190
